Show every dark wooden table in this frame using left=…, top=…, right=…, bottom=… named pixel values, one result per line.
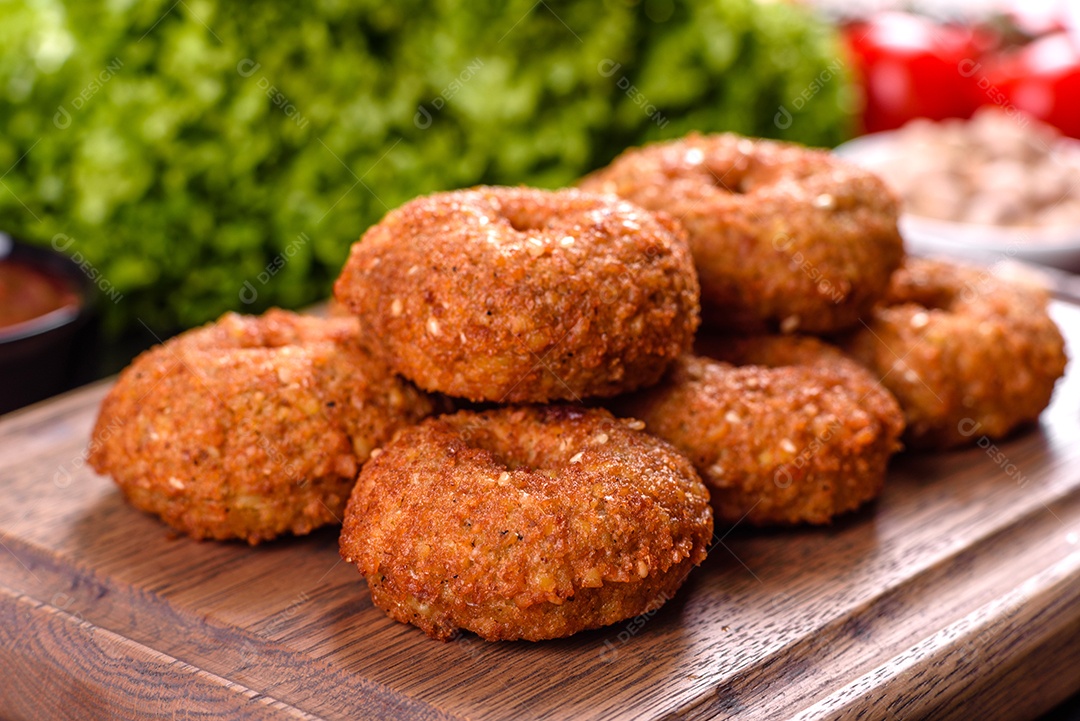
left=2, top=304, right=1079, bottom=720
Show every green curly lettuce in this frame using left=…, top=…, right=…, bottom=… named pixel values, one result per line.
left=0, top=0, right=854, bottom=338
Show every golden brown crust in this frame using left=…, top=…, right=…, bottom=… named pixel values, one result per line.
left=614, top=336, right=904, bottom=525
left=840, top=257, right=1068, bottom=449
left=579, top=133, right=904, bottom=334
left=333, top=186, right=700, bottom=403
left=339, top=405, right=713, bottom=641
left=88, top=309, right=436, bottom=544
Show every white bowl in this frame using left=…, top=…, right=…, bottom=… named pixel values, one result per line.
left=833, top=131, right=1080, bottom=273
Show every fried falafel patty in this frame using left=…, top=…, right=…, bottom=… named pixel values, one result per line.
left=339, top=406, right=713, bottom=641
left=841, top=257, right=1067, bottom=450
left=615, top=336, right=904, bottom=525
left=579, top=132, right=904, bottom=334
left=88, top=310, right=435, bottom=544
left=333, top=186, right=700, bottom=403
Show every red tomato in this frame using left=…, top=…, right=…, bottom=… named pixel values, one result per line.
left=845, top=13, right=989, bottom=133
left=984, top=32, right=1080, bottom=138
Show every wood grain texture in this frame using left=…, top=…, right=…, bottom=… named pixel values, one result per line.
left=1, top=304, right=1079, bottom=720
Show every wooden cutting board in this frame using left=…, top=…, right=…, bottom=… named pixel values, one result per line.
left=2, top=304, right=1080, bottom=721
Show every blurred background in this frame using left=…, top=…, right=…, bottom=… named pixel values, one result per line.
left=1, top=0, right=1079, bottom=409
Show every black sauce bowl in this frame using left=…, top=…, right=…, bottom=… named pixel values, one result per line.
left=0, top=233, right=101, bottom=415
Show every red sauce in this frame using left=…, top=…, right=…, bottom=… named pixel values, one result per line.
left=0, top=259, right=80, bottom=330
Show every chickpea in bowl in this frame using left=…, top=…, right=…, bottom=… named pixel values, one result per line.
left=834, top=108, right=1080, bottom=271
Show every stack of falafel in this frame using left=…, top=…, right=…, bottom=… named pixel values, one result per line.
left=90, top=132, right=1067, bottom=642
